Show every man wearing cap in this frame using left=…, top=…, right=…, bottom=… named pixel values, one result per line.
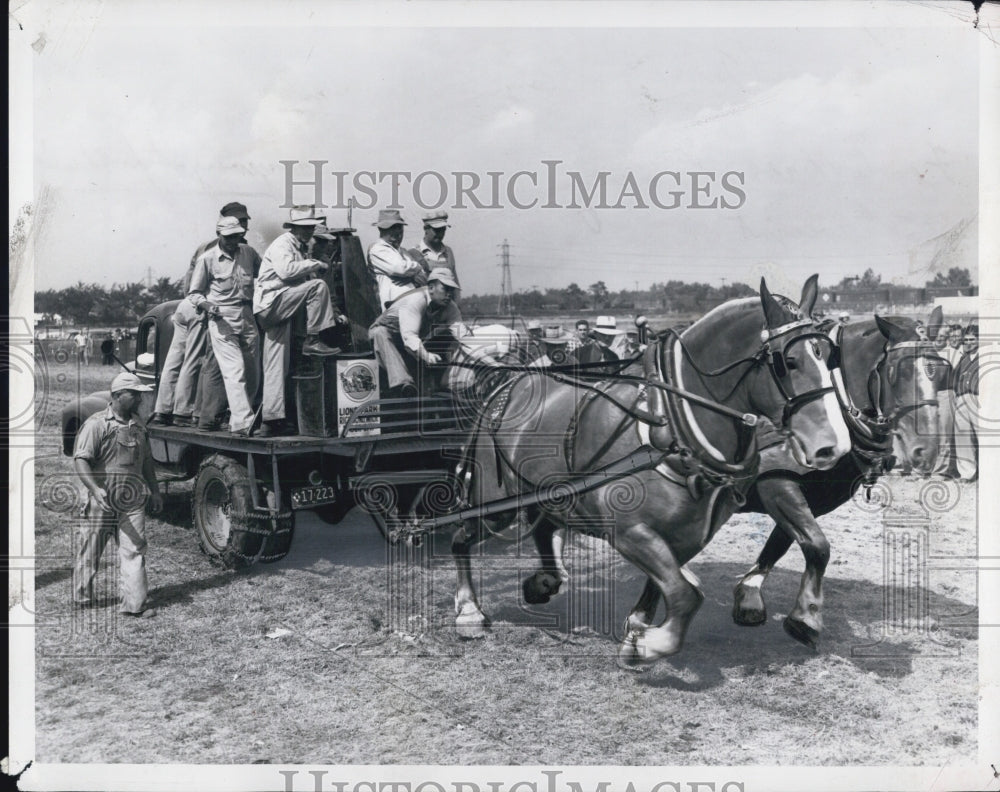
left=530, top=325, right=574, bottom=367
left=255, top=206, right=342, bottom=436
left=187, top=216, right=263, bottom=436
left=151, top=201, right=252, bottom=429
left=367, top=209, right=427, bottom=310
left=411, top=211, right=458, bottom=285
left=368, top=268, right=462, bottom=397
left=525, top=320, right=545, bottom=362
left=73, top=372, right=163, bottom=618
left=953, top=324, right=979, bottom=483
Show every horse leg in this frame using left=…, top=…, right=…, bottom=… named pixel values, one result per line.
left=751, top=477, right=830, bottom=647
left=452, top=517, right=493, bottom=639
left=612, top=522, right=705, bottom=667
left=624, top=577, right=661, bottom=634
left=732, top=527, right=795, bottom=626
left=522, top=516, right=571, bottom=605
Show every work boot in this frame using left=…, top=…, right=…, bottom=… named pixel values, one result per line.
left=302, top=335, right=341, bottom=356
left=258, top=420, right=297, bottom=438
left=172, top=415, right=194, bottom=427
left=148, top=413, right=172, bottom=426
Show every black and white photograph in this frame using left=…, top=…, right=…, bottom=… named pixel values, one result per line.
left=8, top=2, right=999, bottom=791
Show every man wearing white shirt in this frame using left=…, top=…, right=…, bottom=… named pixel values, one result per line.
left=254, top=205, right=341, bottom=436
left=367, top=209, right=427, bottom=310
left=932, top=323, right=964, bottom=478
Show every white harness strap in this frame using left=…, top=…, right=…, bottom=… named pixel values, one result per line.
left=672, top=336, right=728, bottom=462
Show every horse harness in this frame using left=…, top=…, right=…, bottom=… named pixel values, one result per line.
left=461, top=316, right=840, bottom=517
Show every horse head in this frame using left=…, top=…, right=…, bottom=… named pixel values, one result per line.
left=868, top=308, right=942, bottom=474
left=752, top=275, right=852, bottom=470
left=670, top=275, right=850, bottom=471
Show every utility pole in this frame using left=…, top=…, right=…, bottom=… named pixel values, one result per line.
left=146, top=267, right=153, bottom=288
left=497, top=239, right=513, bottom=315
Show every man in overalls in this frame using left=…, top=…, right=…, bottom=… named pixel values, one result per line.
left=73, top=371, right=163, bottom=617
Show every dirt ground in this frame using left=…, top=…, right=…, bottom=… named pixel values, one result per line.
left=29, top=361, right=979, bottom=766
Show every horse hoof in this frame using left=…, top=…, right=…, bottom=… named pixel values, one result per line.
left=616, top=639, right=651, bottom=673
left=456, top=617, right=488, bottom=640
left=522, top=572, right=561, bottom=605
left=732, top=604, right=767, bottom=627
left=783, top=616, right=820, bottom=648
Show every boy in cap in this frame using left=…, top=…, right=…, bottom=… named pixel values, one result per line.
left=254, top=206, right=343, bottom=436
left=73, top=371, right=163, bottom=617
left=368, top=267, right=462, bottom=397
left=367, top=209, right=427, bottom=310
left=188, top=216, right=263, bottom=436
left=410, top=210, right=458, bottom=285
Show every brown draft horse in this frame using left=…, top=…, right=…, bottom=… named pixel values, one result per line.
left=726, top=307, right=944, bottom=645
left=451, top=277, right=851, bottom=665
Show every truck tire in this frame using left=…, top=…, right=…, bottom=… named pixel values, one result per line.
left=192, top=454, right=266, bottom=569
left=259, top=517, right=295, bottom=564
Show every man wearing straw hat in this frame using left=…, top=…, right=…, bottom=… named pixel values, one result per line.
left=254, top=205, right=342, bottom=436
left=187, top=216, right=263, bottom=436
left=367, top=209, right=427, bottom=310
left=369, top=267, right=462, bottom=398
left=73, top=371, right=163, bottom=618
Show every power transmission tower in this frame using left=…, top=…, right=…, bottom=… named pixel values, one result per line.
left=497, top=239, right=513, bottom=315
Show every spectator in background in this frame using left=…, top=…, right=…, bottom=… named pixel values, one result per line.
left=838, top=311, right=851, bottom=325
left=932, top=323, right=964, bottom=478
left=592, top=315, right=630, bottom=360
left=953, top=324, right=979, bottom=483
left=570, top=319, right=590, bottom=353
left=75, top=330, right=90, bottom=366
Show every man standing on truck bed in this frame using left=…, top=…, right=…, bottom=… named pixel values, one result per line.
left=254, top=205, right=342, bottom=437
left=188, top=216, right=263, bottom=436
left=150, top=200, right=252, bottom=429
left=410, top=210, right=458, bottom=286
left=367, top=209, right=427, bottom=310
left=73, top=371, right=163, bottom=618
left=369, top=267, right=462, bottom=398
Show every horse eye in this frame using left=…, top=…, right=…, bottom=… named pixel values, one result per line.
left=810, top=341, right=822, bottom=359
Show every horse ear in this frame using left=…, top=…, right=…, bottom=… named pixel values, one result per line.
left=926, top=305, right=944, bottom=340
left=799, top=274, right=819, bottom=318
left=874, top=314, right=911, bottom=343
left=760, top=278, right=793, bottom=328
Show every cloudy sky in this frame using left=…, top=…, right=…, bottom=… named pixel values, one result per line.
left=20, top=2, right=984, bottom=297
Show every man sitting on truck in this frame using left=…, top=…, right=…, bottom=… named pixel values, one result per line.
left=368, top=268, right=462, bottom=398
left=367, top=209, right=427, bottom=310
left=254, top=205, right=342, bottom=437
left=187, top=216, right=262, bottom=436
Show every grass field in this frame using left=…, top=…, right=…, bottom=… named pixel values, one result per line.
left=30, top=360, right=979, bottom=766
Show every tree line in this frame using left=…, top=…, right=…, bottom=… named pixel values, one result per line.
left=35, top=267, right=973, bottom=326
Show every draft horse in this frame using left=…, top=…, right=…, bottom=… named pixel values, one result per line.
left=728, top=307, right=944, bottom=645
left=451, top=277, right=852, bottom=665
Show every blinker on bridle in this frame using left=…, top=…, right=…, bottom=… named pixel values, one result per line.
left=759, top=319, right=838, bottom=429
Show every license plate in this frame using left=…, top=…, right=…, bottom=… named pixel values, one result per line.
left=290, top=485, right=338, bottom=509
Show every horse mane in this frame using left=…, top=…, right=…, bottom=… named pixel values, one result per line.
left=678, top=297, right=765, bottom=373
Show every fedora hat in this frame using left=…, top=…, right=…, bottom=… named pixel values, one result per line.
left=422, top=210, right=450, bottom=228
left=594, top=315, right=617, bottom=334
left=283, top=205, right=324, bottom=227
left=373, top=209, right=406, bottom=229
left=427, top=267, right=460, bottom=290
left=541, top=325, right=571, bottom=344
